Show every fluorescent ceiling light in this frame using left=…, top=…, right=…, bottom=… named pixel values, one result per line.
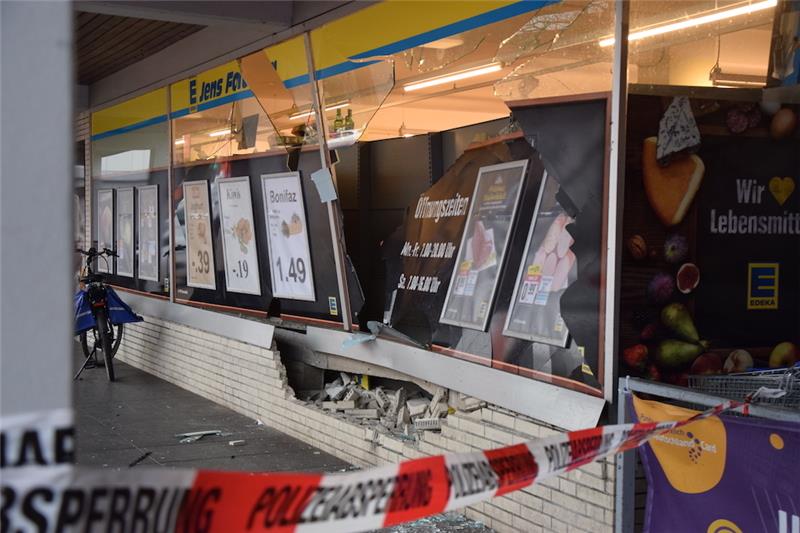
left=403, top=63, right=503, bottom=92
left=208, top=129, right=230, bottom=137
left=174, top=138, right=185, bottom=146
left=290, top=101, right=350, bottom=121
left=710, top=67, right=766, bottom=87
left=598, top=0, right=777, bottom=47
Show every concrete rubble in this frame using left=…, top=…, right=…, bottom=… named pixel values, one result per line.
left=314, top=372, right=452, bottom=439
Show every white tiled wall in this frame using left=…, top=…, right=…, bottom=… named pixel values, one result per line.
left=117, top=316, right=616, bottom=533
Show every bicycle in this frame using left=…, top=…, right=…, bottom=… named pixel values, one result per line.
left=74, top=247, right=140, bottom=381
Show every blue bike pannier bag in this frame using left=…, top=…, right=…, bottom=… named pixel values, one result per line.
left=106, top=287, right=143, bottom=325
left=74, top=290, right=95, bottom=335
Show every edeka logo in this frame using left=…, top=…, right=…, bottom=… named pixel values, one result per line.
left=747, top=263, right=779, bottom=310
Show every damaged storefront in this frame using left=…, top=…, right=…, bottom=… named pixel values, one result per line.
left=79, top=0, right=799, bottom=531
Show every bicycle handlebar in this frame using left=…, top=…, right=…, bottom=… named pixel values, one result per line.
left=76, top=247, right=117, bottom=258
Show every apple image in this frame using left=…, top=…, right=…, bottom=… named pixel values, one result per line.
left=723, top=349, right=753, bottom=374
left=690, top=353, right=722, bottom=375
left=769, top=342, right=799, bottom=369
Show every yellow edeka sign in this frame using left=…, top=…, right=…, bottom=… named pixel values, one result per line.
left=747, top=263, right=779, bottom=310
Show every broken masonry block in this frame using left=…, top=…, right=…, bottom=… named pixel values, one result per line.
left=413, top=417, right=442, bottom=431
left=322, top=400, right=357, bottom=410
left=342, top=388, right=358, bottom=402
left=344, top=408, right=380, bottom=419
left=406, top=398, right=429, bottom=418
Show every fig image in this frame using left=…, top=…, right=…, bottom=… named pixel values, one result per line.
left=655, top=339, right=704, bottom=369
left=661, top=303, right=705, bottom=346
left=723, top=349, right=753, bottom=373
left=626, top=234, right=647, bottom=260
left=677, top=263, right=700, bottom=294
left=663, top=234, right=688, bottom=264
left=690, top=353, right=722, bottom=375
left=648, top=273, right=675, bottom=304
left=769, top=342, right=799, bottom=369
left=623, top=344, right=648, bottom=371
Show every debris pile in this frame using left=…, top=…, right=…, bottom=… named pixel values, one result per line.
left=312, top=372, right=450, bottom=436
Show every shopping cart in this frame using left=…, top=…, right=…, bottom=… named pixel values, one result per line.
left=687, top=365, right=800, bottom=409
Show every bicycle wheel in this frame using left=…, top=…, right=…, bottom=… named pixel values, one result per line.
left=80, top=322, right=123, bottom=362
left=110, top=323, right=123, bottom=357
left=95, top=308, right=115, bottom=381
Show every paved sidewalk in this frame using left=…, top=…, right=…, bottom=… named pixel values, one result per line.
left=74, top=348, right=351, bottom=472
left=73, top=347, right=492, bottom=532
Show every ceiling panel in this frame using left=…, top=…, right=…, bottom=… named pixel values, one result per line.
left=75, top=11, right=204, bottom=85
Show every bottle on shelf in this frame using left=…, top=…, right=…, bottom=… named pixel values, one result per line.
left=333, top=109, right=344, bottom=133
left=345, top=109, right=355, bottom=131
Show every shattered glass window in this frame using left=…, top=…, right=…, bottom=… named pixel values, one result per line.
left=493, top=1, right=615, bottom=100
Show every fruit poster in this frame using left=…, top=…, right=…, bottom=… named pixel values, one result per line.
left=261, top=172, right=315, bottom=301
left=96, top=189, right=114, bottom=273
left=218, top=176, right=261, bottom=296
left=115, top=187, right=134, bottom=278
left=440, top=160, right=527, bottom=331
left=620, top=93, right=799, bottom=384
left=504, top=172, right=575, bottom=346
left=183, top=180, right=216, bottom=290
left=633, top=395, right=800, bottom=533
left=137, top=185, right=159, bottom=282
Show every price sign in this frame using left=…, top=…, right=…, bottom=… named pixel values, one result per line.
left=137, top=185, right=159, bottom=282
left=115, top=187, right=134, bottom=278
left=96, top=189, right=114, bottom=273
left=218, top=176, right=261, bottom=295
left=261, top=172, right=316, bottom=301
left=183, top=180, right=216, bottom=290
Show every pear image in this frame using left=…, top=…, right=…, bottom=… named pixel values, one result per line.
left=661, top=303, right=703, bottom=344
left=655, top=339, right=704, bottom=369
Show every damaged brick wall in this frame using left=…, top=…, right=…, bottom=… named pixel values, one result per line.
left=116, top=317, right=616, bottom=533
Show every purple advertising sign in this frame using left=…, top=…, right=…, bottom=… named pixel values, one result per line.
left=633, top=395, right=800, bottom=533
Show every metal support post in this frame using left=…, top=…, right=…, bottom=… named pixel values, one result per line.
left=167, top=85, right=176, bottom=302
left=608, top=3, right=631, bottom=530
left=303, top=32, right=352, bottom=331
left=614, top=382, right=636, bottom=533
left=604, top=0, right=630, bottom=405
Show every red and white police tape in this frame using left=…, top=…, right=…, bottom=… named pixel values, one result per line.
left=1, top=396, right=749, bottom=532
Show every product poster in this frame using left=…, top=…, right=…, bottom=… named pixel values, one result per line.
left=183, top=180, right=216, bottom=290
left=620, top=94, right=799, bottom=385
left=137, top=185, right=159, bottom=282
left=218, top=176, right=261, bottom=295
left=96, top=189, right=114, bottom=273
left=440, top=159, right=527, bottom=330
left=261, top=172, right=315, bottom=301
left=115, top=187, right=135, bottom=278
left=504, top=173, right=575, bottom=346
